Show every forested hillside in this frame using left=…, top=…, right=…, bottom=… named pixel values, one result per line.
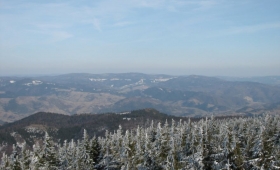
left=1, top=114, right=279, bottom=169
left=0, top=109, right=189, bottom=148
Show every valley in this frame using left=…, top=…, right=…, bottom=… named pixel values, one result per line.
left=0, top=73, right=280, bottom=122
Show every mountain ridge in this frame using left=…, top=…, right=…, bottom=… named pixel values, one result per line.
left=0, top=108, right=191, bottom=152
left=1, top=73, right=280, bottom=122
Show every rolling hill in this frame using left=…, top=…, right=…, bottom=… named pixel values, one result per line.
left=0, top=109, right=191, bottom=154
left=1, top=73, right=280, bottom=122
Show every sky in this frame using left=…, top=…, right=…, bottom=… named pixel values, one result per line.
left=0, top=0, right=280, bottom=77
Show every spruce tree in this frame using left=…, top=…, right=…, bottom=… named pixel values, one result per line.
left=41, top=132, right=59, bottom=170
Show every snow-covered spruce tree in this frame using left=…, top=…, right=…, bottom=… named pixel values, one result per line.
left=58, top=140, right=69, bottom=169
left=98, top=130, right=110, bottom=169
left=270, top=117, right=280, bottom=169
left=180, top=119, right=192, bottom=168
left=98, top=130, right=121, bottom=169
left=154, top=121, right=170, bottom=168
left=133, top=126, right=145, bottom=168
left=20, top=142, right=32, bottom=170
left=75, top=129, right=95, bottom=169
left=167, top=119, right=182, bottom=169
left=175, top=119, right=188, bottom=168
left=184, top=122, right=204, bottom=169
left=89, top=136, right=101, bottom=167
left=66, top=139, right=78, bottom=169
left=141, top=122, right=162, bottom=170
left=142, top=132, right=156, bottom=169
left=8, top=144, right=21, bottom=170
left=157, top=120, right=171, bottom=168
left=202, top=117, right=220, bottom=170
left=216, top=123, right=230, bottom=168
left=254, top=122, right=272, bottom=169
left=30, top=141, right=42, bottom=169
left=263, top=114, right=280, bottom=169
left=40, top=132, right=59, bottom=170
left=0, top=153, right=10, bottom=170
left=119, top=130, right=131, bottom=170
left=166, top=136, right=177, bottom=170
left=231, top=137, right=245, bottom=169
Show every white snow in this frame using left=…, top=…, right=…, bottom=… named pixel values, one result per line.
left=89, top=78, right=107, bottom=82
left=118, top=111, right=131, bottom=115
left=135, top=79, right=145, bottom=85
left=32, top=80, right=42, bottom=85
left=0, top=143, right=7, bottom=152
left=23, top=80, right=42, bottom=86
left=151, top=77, right=175, bottom=83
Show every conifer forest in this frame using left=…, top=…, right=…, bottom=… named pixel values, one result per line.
left=1, top=115, right=280, bottom=170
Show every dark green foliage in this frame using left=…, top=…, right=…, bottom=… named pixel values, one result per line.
left=0, top=131, right=16, bottom=144
left=89, top=137, right=101, bottom=165
left=56, top=126, right=81, bottom=142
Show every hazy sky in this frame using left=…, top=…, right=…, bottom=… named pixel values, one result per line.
left=0, top=0, right=280, bottom=76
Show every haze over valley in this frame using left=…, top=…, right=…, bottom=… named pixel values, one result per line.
left=1, top=73, right=280, bottom=122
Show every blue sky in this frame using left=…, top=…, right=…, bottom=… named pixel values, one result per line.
left=0, top=0, right=280, bottom=76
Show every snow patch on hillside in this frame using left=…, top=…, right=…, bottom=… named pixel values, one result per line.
left=24, top=80, right=43, bottom=86
left=89, top=78, right=107, bottom=82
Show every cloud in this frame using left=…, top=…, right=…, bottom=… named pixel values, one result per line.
left=0, top=0, right=220, bottom=34
left=31, top=22, right=73, bottom=42
left=195, top=0, right=219, bottom=10
left=50, top=31, right=73, bottom=42
left=228, top=23, right=280, bottom=34
left=113, top=21, right=132, bottom=27
left=85, top=18, right=102, bottom=31
left=208, top=22, right=280, bottom=38
left=135, top=0, right=163, bottom=8
left=35, top=23, right=64, bottom=30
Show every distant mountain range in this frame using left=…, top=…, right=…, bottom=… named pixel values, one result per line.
left=0, top=73, right=280, bottom=122
left=219, top=76, right=280, bottom=85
